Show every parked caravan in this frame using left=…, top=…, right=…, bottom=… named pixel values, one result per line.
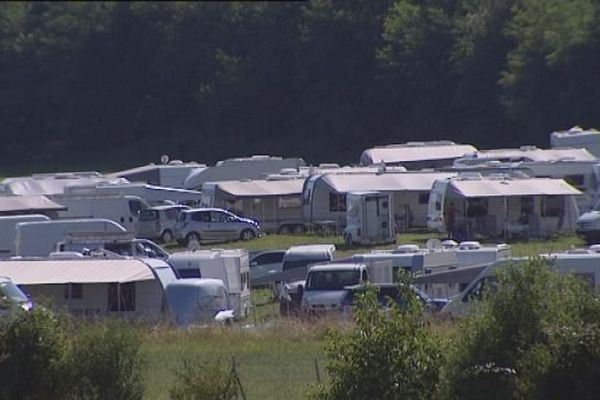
left=0, top=172, right=125, bottom=196
left=57, top=232, right=170, bottom=260
left=107, top=159, right=206, bottom=188
left=0, top=195, right=66, bottom=218
left=453, top=146, right=596, bottom=168
left=303, top=171, right=455, bottom=232
left=53, top=194, right=148, bottom=232
left=201, top=178, right=306, bottom=234
left=550, top=126, right=600, bottom=158
left=137, top=204, right=190, bottom=242
left=184, top=155, right=306, bottom=190
left=168, top=249, right=251, bottom=319
left=63, top=182, right=203, bottom=207
left=165, top=278, right=234, bottom=325
left=427, top=174, right=581, bottom=240
left=0, top=258, right=175, bottom=319
left=343, top=191, right=395, bottom=246
left=15, top=218, right=127, bottom=257
left=360, top=141, right=477, bottom=169
left=0, top=214, right=50, bottom=257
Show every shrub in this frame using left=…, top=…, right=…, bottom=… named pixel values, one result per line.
left=0, top=307, right=69, bottom=400
left=169, top=357, right=239, bottom=400
left=66, top=320, right=145, bottom=400
left=310, top=280, right=444, bottom=400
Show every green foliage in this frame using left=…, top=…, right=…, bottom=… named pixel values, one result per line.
left=442, top=258, right=600, bottom=400
left=168, top=357, right=239, bottom=400
left=311, top=277, right=443, bottom=400
left=0, top=307, right=68, bottom=400
left=66, top=320, right=146, bottom=400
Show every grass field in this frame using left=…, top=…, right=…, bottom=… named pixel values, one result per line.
left=151, top=232, right=586, bottom=399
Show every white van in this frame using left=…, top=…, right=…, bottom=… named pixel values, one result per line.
left=168, top=249, right=251, bottom=319
left=343, top=191, right=395, bottom=246
left=15, top=218, right=127, bottom=257
left=0, top=214, right=50, bottom=257
left=53, top=194, right=148, bottom=232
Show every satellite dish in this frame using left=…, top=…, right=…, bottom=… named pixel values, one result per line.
left=187, top=238, right=200, bottom=252
left=160, top=154, right=169, bottom=165
left=425, top=238, right=443, bottom=251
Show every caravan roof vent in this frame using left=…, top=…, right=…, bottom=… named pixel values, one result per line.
left=394, top=244, right=421, bottom=254
left=519, top=145, right=538, bottom=151
left=459, top=241, right=481, bottom=250
left=441, top=240, right=458, bottom=249
left=168, top=160, right=184, bottom=165
left=457, top=172, right=483, bottom=181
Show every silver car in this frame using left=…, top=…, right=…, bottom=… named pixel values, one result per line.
left=137, top=205, right=190, bottom=243
left=174, top=208, right=260, bottom=245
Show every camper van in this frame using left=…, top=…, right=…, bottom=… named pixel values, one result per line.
left=0, top=214, right=51, bottom=257
left=343, top=191, right=395, bottom=246
left=168, top=249, right=251, bottom=319
left=15, top=219, right=127, bottom=257
left=53, top=194, right=149, bottom=232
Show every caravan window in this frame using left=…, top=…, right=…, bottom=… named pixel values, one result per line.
left=467, top=198, right=488, bottom=217
left=128, top=200, right=144, bottom=217
left=542, top=196, right=564, bottom=217
left=329, top=193, right=347, bottom=212
left=107, top=282, right=136, bottom=312
left=419, top=193, right=429, bottom=205
left=64, top=283, right=83, bottom=300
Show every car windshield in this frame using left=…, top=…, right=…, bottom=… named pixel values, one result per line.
left=306, top=270, right=361, bottom=291
left=139, top=210, right=159, bottom=221
left=0, top=281, right=28, bottom=303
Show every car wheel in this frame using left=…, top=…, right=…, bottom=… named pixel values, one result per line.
left=293, top=224, right=306, bottom=234
left=278, top=225, right=291, bottom=235
left=186, top=232, right=201, bottom=245
left=240, top=229, right=256, bottom=241
left=161, top=230, right=173, bottom=243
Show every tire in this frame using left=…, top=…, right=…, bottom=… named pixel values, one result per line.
left=278, top=225, right=291, bottom=235
left=240, top=229, right=256, bottom=241
left=160, top=230, right=173, bottom=244
left=186, top=232, right=201, bottom=246
left=293, top=224, right=306, bottom=234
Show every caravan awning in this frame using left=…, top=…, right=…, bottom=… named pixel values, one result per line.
left=0, top=195, right=66, bottom=213
left=0, top=259, right=155, bottom=285
left=216, top=179, right=304, bottom=197
left=323, top=172, right=456, bottom=193
left=450, top=178, right=581, bottom=198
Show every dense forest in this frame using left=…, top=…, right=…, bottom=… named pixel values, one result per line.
left=1, top=0, right=599, bottom=171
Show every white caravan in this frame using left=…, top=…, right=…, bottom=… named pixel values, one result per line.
left=343, top=191, right=395, bottom=246
left=427, top=174, right=581, bottom=239
left=168, top=249, right=251, bottom=319
left=360, top=141, right=477, bottom=169
left=201, top=177, right=306, bottom=234
left=550, top=126, right=600, bottom=158
left=184, top=155, right=306, bottom=190
left=53, top=194, right=148, bottom=232
left=107, top=159, right=206, bottom=188
left=442, top=250, right=600, bottom=316
left=15, top=218, right=127, bottom=257
left=0, top=171, right=125, bottom=196
left=165, top=278, right=234, bottom=325
left=0, top=214, right=50, bottom=257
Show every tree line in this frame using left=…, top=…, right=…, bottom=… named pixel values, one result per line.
left=0, top=0, right=599, bottom=171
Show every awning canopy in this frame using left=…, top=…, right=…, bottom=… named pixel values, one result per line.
left=0, top=259, right=155, bottom=285
left=323, top=172, right=456, bottom=193
left=450, top=178, right=581, bottom=198
left=0, top=195, right=66, bottom=213
left=216, top=179, right=304, bottom=197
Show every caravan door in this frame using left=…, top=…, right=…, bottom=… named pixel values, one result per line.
left=428, top=180, right=450, bottom=232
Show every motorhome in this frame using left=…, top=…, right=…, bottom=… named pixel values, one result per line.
left=343, top=191, right=395, bottom=246
left=442, top=249, right=600, bottom=316
left=360, top=141, right=477, bottom=169
left=427, top=174, right=581, bottom=240
left=184, top=155, right=306, bottom=190
left=52, top=194, right=149, bottom=232
left=303, top=171, right=455, bottom=233
left=15, top=218, right=127, bottom=257
left=550, top=126, right=600, bottom=158
left=0, top=214, right=50, bottom=257
left=201, top=177, right=306, bottom=234
left=168, top=249, right=251, bottom=319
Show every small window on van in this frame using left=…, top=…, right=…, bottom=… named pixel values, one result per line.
left=128, top=200, right=144, bottom=217
left=164, top=208, right=179, bottom=220
left=139, top=209, right=159, bottom=221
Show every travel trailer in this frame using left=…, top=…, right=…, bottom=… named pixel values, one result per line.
left=343, top=191, right=395, bottom=246
left=107, top=159, right=206, bottom=188
left=360, top=141, right=477, bottom=169
left=427, top=174, right=581, bottom=240
left=165, top=278, right=234, bottom=325
left=53, top=194, right=149, bottom=232
left=201, top=177, right=306, bottom=234
left=184, top=155, right=306, bottom=190
left=550, top=126, right=600, bottom=158
left=0, top=214, right=50, bottom=257
left=168, top=249, right=251, bottom=319
left=303, top=171, right=455, bottom=232
left=15, top=218, right=127, bottom=257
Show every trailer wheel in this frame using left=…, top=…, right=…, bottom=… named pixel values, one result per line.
left=293, top=225, right=306, bottom=234
left=161, top=230, right=173, bottom=243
